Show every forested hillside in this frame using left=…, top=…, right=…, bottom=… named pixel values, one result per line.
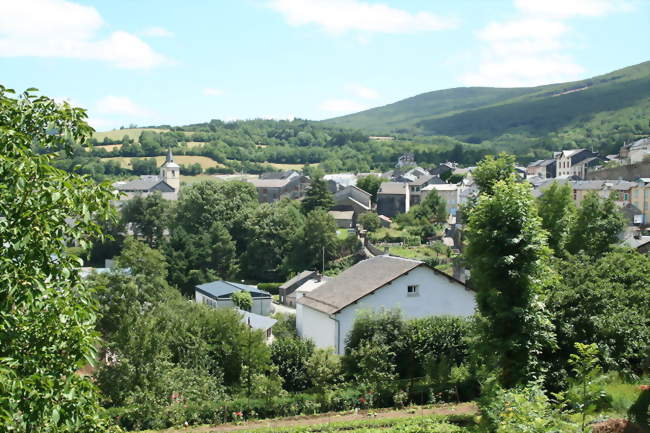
left=325, top=61, right=650, bottom=156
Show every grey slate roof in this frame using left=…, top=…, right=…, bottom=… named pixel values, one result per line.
left=280, top=270, right=317, bottom=290
left=409, top=174, right=442, bottom=186
left=196, top=280, right=271, bottom=299
left=240, top=310, right=277, bottom=331
left=378, top=182, right=408, bottom=195
left=297, top=255, right=465, bottom=315
left=116, top=178, right=173, bottom=192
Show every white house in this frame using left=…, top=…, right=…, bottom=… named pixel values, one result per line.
left=421, top=183, right=460, bottom=216
left=296, top=255, right=476, bottom=354
left=195, top=280, right=272, bottom=316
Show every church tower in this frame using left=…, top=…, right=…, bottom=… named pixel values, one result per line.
left=160, top=148, right=181, bottom=192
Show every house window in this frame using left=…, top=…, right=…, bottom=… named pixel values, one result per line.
left=624, top=193, right=629, bottom=201
left=407, top=285, right=419, bottom=297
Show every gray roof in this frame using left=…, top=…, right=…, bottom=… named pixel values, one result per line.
left=622, top=235, right=650, bottom=250
left=378, top=182, right=408, bottom=195
left=196, top=280, right=271, bottom=299
left=409, top=174, right=441, bottom=186
left=329, top=210, right=354, bottom=220
left=240, top=310, right=277, bottom=331
left=297, top=255, right=465, bottom=315
left=528, top=159, right=555, bottom=168
left=115, top=178, right=173, bottom=192
left=629, top=137, right=650, bottom=150
left=280, top=270, right=317, bottom=290
left=571, top=180, right=636, bottom=190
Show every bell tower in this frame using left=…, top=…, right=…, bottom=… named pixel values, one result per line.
left=160, top=148, right=180, bottom=192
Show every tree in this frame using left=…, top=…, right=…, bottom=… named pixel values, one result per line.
left=0, top=87, right=117, bottom=431
left=305, top=348, right=342, bottom=392
left=287, top=209, right=339, bottom=272
left=566, top=192, right=625, bottom=257
left=472, top=152, right=517, bottom=195
left=270, top=337, right=315, bottom=391
left=357, top=175, right=382, bottom=202
left=301, top=175, right=334, bottom=214
left=537, top=181, right=575, bottom=256
left=547, top=249, right=650, bottom=379
left=359, top=212, right=381, bottom=232
left=165, top=221, right=239, bottom=296
left=242, top=200, right=304, bottom=281
left=232, top=291, right=253, bottom=311
left=465, top=177, right=555, bottom=387
left=420, top=189, right=447, bottom=223
left=121, top=192, right=170, bottom=248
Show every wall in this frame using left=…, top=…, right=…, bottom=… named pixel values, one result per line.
left=585, top=161, right=650, bottom=181
left=332, top=266, right=476, bottom=354
left=296, top=303, right=337, bottom=350
left=194, top=290, right=271, bottom=315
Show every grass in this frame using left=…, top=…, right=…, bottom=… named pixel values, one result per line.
left=388, top=244, right=450, bottom=260
left=181, top=174, right=221, bottom=185
left=266, top=162, right=316, bottom=170
left=103, top=155, right=224, bottom=169
left=93, top=128, right=169, bottom=141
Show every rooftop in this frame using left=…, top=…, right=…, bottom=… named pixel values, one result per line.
left=298, top=255, right=465, bottom=315
left=422, top=183, right=458, bottom=191
left=195, top=280, right=271, bottom=299
left=114, top=177, right=171, bottom=192
left=280, top=270, right=317, bottom=290
left=378, top=182, right=408, bottom=195
left=239, top=310, right=277, bottom=331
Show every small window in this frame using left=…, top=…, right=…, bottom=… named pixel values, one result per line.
left=407, top=285, right=419, bottom=297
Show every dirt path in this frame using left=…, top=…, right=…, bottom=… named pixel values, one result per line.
left=152, top=402, right=477, bottom=433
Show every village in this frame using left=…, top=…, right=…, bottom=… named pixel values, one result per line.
left=94, top=136, right=650, bottom=349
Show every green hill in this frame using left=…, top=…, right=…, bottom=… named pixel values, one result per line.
left=323, top=62, right=650, bottom=149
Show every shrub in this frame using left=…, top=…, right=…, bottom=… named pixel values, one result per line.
left=257, top=282, right=282, bottom=295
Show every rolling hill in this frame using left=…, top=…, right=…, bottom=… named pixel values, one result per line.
left=323, top=61, right=650, bottom=145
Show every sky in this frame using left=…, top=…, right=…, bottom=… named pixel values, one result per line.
left=1, top=0, right=648, bottom=130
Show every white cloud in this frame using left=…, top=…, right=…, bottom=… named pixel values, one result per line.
left=96, top=96, right=151, bottom=117
left=320, top=98, right=369, bottom=113
left=0, top=0, right=169, bottom=69
left=461, top=0, right=632, bottom=86
left=514, top=0, right=630, bottom=19
left=267, top=0, right=456, bottom=34
left=142, top=26, right=174, bottom=38
left=203, top=87, right=225, bottom=96
left=346, top=83, right=379, bottom=100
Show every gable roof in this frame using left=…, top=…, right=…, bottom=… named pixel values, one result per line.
left=195, top=280, right=271, bottom=299
left=115, top=178, right=174, bottom=192
left=240, top=310, right=277, bottom=331
left=297, top=255, right=466, bottom=315
left=280, top=270, right=317, bottom=290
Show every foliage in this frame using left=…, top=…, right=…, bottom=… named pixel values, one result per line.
left=164, top=221, right=239, bottom=296
left=536, top=181, right=575, bottom=256
left=479, top=382, right=562, bottom=433
left=305, top=348, right=343, bottom=392
left=420, top=188, right=448, bottom=223
left=465, top=175, right=555, bottom=387
left=120, top=192, right=170, bottom=248
left=287, top=209, right=339, bottom=272
left=471, top=153, right=517, bottom=195
left=565, top=191, right=626, bottom=257
left=546, top=249, right=650, bottom=379
left=357, top=175, right=382, bottom=201
left=271, top=337, right=315, bottom=392
left=271, top=313, right=298, bottom=340
left=232, top=290, right=253, bottom=311
left=0, top=86, right=118, bottom=431
left=562, top=343, right=607, bottom=431
left=359, top=212, right=381, bottom=232
left=301, top=175, right=334, bottom=214
left=243, top=200, right=304, bottom=282
left=404, top=317, right=472, bottom=380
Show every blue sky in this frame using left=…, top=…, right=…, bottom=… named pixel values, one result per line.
left=1, top=0, right=648, bottom=130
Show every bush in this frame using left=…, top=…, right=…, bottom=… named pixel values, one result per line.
left=257, top=282, right=282, bottom=295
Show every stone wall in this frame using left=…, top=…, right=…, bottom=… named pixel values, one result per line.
left=586, top=162, right=650, bottom=181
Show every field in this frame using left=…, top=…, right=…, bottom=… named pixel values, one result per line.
left=139, top=404, right=477, bottom=433
left=181, top=174, right=222, bottom=184
left=266, top=162, right=316, bottom=170
left=93, top=128, right=170, bottom=141
left=103, top=155, right=224, bottom=169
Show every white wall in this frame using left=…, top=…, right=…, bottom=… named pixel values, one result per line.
left=195, top=291, right=272, bottom=316
left=333, top=266, right=475, bottom=354
left=296, top=303, right=337, bottom=350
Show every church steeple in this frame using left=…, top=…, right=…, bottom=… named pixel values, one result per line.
left=160, top=148, right=180, bottom=192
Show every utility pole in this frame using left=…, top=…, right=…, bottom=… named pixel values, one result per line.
left=322, top=246, right=325, bottom=274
